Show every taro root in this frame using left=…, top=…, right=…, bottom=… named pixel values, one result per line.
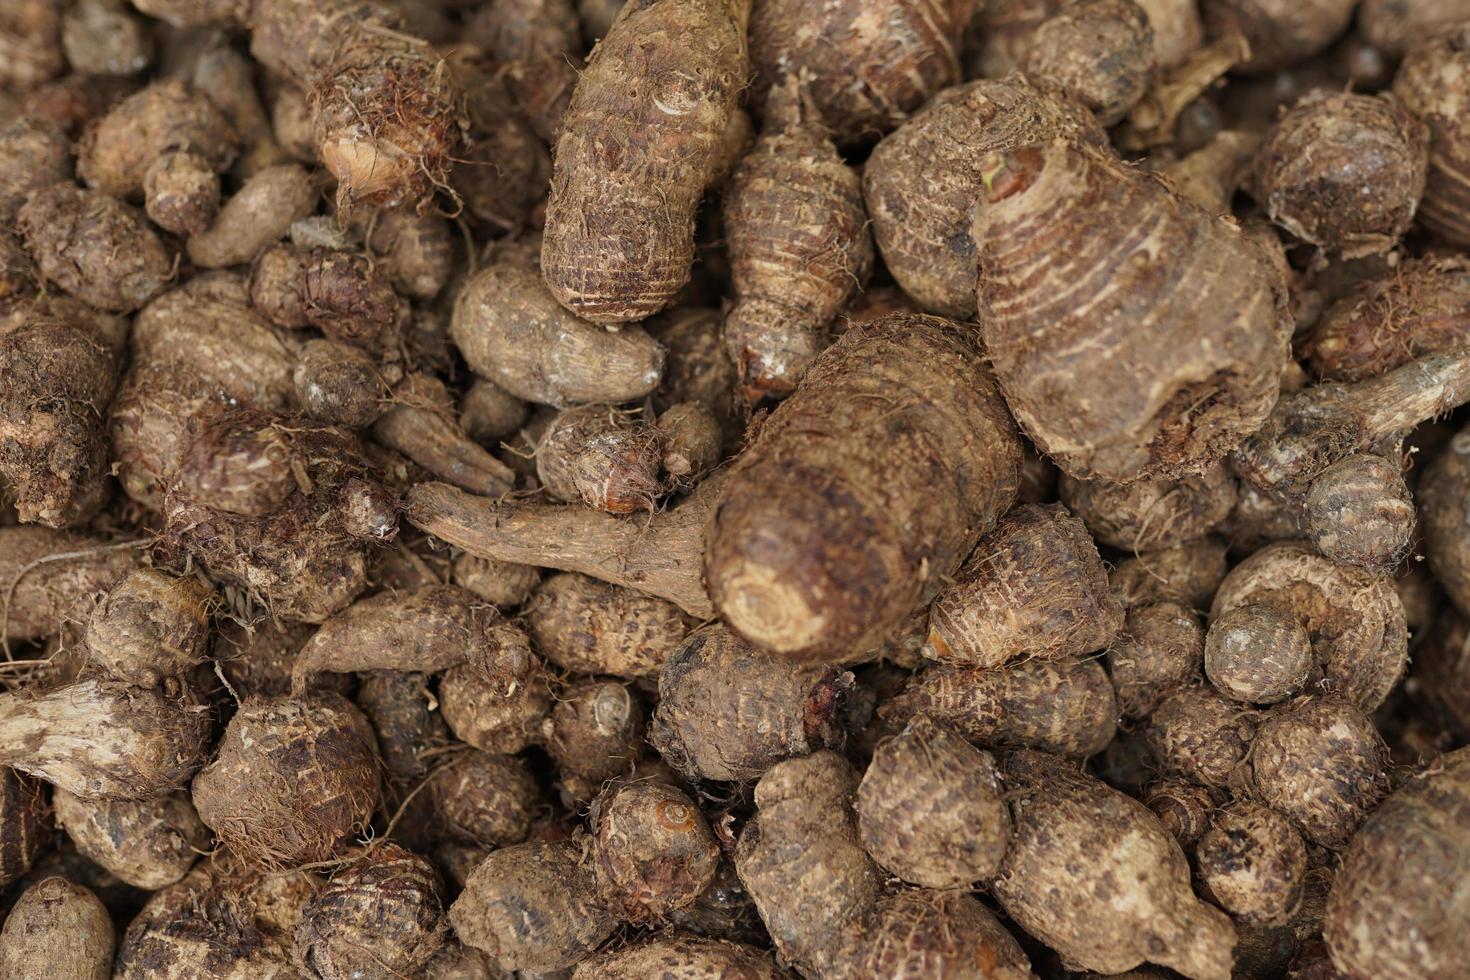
left=1300, top=453, right=1416, bottom=570
left=1145, top=779, right=1218, bottom=848
left=973, top=139, right=1290, bottom=482
left=994, top=750, right=1236, bottom=980
left=1254, top=91, right=1428, bottom=257
left=451, top=552, right=540, bottom=610
left=649, top=624, right=852, bottom=783
left=1325, top=745, right=1470, bottom=979
left=526, top=572, right=692, bottom=679
left=734, top=752, right=882, bottom=977
left=856, top=713, right=1011, bottom=888
left=372, top=374, right=515, bottom=497
left=54, top=790, right=210, bottom=891
left=1147, top=685, right=1261, bottom=789
left=293, top=843, right=448, bottom=980
left=425, top=751, right=540, bottom=849
left=1200, top=0, right=1356, bottom=72
left=143, top=150, right=222, bottom=237
left=705, top=313, right=1022, bottom=661
left=1418, top=424, right=1470, bottom=617
left=0, top=878, right=113, bottom=980
left=1110, top=536, right=1230, bottom=611
left=292, top=338, right=386, bottom=429
left=186, top=163, right=318, bottom=270
left=591, top=781, right=720, bottom=923
left=448, top=838, right=618, bottom=974
left=925, top=503, right=1123, bottom=669
left=572, top=934, right=781, bottom=979
left=1022, top=0, right=1156, bottom=126
left=1059, top=463, right=1238, bottom=552
left=0, top=117, right=70, bottom=224
left=1197, top=800, right=1308, bottom=926
left=863, top=76, right=1105, bottom=317
left=1204, top=603, right=1313, bottom=705
left=541, top=679, right=646, bottom=803
left=355, top=672, right=445, bottom=787
left=458, top=380, right=528, bottom=447
left=462, top=0, right=582, bottom=141
left=0, top=769, right=49, bottom=889
left=834, top=888, right=1036, bottom=979
left=721, top=76, right=873, bottom=400
left=540, top=0, right=750, bottom=323
left=0, top=527, right=143, bottom=644
left=191, top=693, right=383, bottom=868
left=250, top=243, right=405, bottom=353
left=215, top=619, right=333, bottom=700
left=1108, top=600, right=1206, bottom=720
left=1395, top=28, right=1470, bottom=248
left=656, top=402, right=723, bottom=487
left=1249, top=694, right=1390, bottom=849
left=439, top=658, right=553, bottom=755
left=536, top=405, right=665, bottom=513
left=84, top=568, right=214, bottom=688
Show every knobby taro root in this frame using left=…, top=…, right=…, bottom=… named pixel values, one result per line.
left=995, top=750, right=1236, bottom=980
left=735, top=751, right=881, bottom=977
left=706, top=314, right=1021, bottom=661
left=360, top=208, right=453, bottom=301
left=650, top=624, right=852, bottom=783
left=192, top=693, right=382, bottom=868
left=536, top=405, right=666, bottom=513
left=459, top=380, right=528, bottom=447
left=1022, top=0, right=1155, bottom=126
left=1197, top=800, right=1308, bottom=926
left=1418, top=425, right=1470, bottom=617
left=355, top=672, right=446, bottom=787
left=527, top=572, right=692, bottom=679
left=292, top=338, right=385, bottom=429
left=656, top=401, right=722, bottom=486
left=187, top=163, right=318, bottom=269
left=1204, top=603, right=1313, bottom=704
left=0, top=878, right=113, bottom=980
left=1299, top=453, right=1415, bottom=569
left=1059, top=463, right=1238, bottom=552
left=974, top=139, right=1290, bottom=482
left=856, top=713, right=1011, bottom=888
left=1108, top=600, right=1205, bottom=719
left=439, top=657, right=553, bottom=755
left=541, top=679, right=646, bottom=802
left=1145, top=779, right=1218, bottom=848
left=885, top=658, right=1117, bottom=758
left=450, top=242, right=665, bottom=407
left=1255, top=91, right=1428, bottom=257
left=0, top=527, right=142, bottom=644
left=449, top=838, right=618, bottom=974
left=1147, top=685, right=1261, bottom=789
left=251, top=243, right=405, bottom=354
left=748, top=0, right=966, bottom=147
left=425, top=751, right=540, bottom=849
left=863, top=76, right=1105, bottom=317
left=926, top=503, right=1122, bottom=669
left=572, top=934, right=781, bottom=979
left=1110, top=536, right=1230, bottom=611
left=540, top=0, right=750, bottom=323
left=451, top=552, right=540, bottom=610
left=0, top=116, right=70, bottom=223
left=1200, top=0, right=1356, bottom=72
left=54, top=790, right=210, bottom=890
left=1209, top=541, right=1408, bottom=712
left=721, top=76, right=872, bottom=400
left=1325, top=746, right=1470, bottom=980
left=592, top=781, right=720, bottom=923
left=84, top=568, right=213, bottom=688
left=1249, top=694, right=1390, bottom=848
left=0, top=676, right=211, bottom=801
left=293, top=843, right=447, bottom=980
left=0, top=769, right=48, bottom=889
left=144, top=150, right=222, bottom=236
left=833, top=888, right=1036, bottom=979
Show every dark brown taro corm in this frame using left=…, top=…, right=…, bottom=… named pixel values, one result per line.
left=144, top=151, right=221, bottom=238
left=973, top=139, right=1291, bottom=482
left=734, top=752, right=882, bottom=978
left=1059, top=463, right=1238, bottom=552
left=1254, top=91, right=1428, bottom=257
left=1107, top=600, right=1206, bottom=720
left=1023, top=0, right=1156, bottom=126
left=995, top=750, right=1236, bottom=979
left=1147, top=685, right=1261, bottom=790
left=721, top=75, right=872, bottom=401
left=1110, top=536, right=1230, bottom=611
left=250, top=243, right=404, bottom=355
left=864, top=75, right=1106, bottom=317
left=425, top=751, right=540, bottom=850
left=439, top=657, right=553, bottom=755
left=292, top=339, right=386, bottom=430
left=1197, top=800, right=1308, bottom=926
left=84, top=568, right=214, bottom=688
left=449, top=837, right=618, bottom=974
left=1200, top=0, right=1356, bottom=72
left=355, top=672, right=445, bottom=787
left=1305, top=256, right=1470, bottom=382
left=458, top=379, right=528, bottom=447
left=1204, top=603, right=1313, bottom=706
left=572, top=934, right=782, bottom=979
left=536, top=405, right=666, bottom=514
left=0, top=769, right=48, bottom=890
left=1300, top=453, right=1415, bottom=569
left=293, top=844, right=447, bottom=980
left=373, top=374, right=517, bottom=498
left=540, top=0, right=749, bottom=323
left=462, top=0, right=581, bottom=142
left=591, top=781, right=720, bottom=924
left=54, top=790, right=210, bottom=891
left=191, top=693, right=382, bottom=868
left=451, top=552, right=540, bottom=610
left=527, top=572, right=693, bottom=679
left=1418, top=424, right=1470, bottom=616
left=926, top=503, right=1123, bottom=669
left=1395, top=27, right=1470, bottom=247
left=1145, top=779, right=1218, bottom=848
left=1413, top=607, right=1470, bottom=740
left=885, top=658, right=1117, bottom=758
left=541, top=680, right=647, bottom=803
left=1249, top=694, right=1390, bottom=849
left=705, top=314, right=1022, bottom=662
left=856, top=714, right=1011, bottom=888
left=834, top=889, right=1036, bottom=979
left=650, top=624, right=852, bottom=783
left=1325, top=746, right=1470, bottom=980
left=0, top=877, right=114, bottom=980
left=0, top=117, right=71, bottom=224
left=1208, top=541, right=1408, bottom=712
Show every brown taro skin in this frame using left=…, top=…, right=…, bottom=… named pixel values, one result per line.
left=734, top=752, right=882, bottom=978
left=526, top=572, right=693, bottom=679
left=77, top=79, right=237, bottom=200
left=1110, top=536, right=1229, bottom=611
left=1248, top=694, right=1390, bottom=849
left=440, top=658, right=554, bottom=755
left=705, top=313, right=1022, bottom=662
left=1204, top=603, right=1313, bottom=705
left=356, top=672, right=447, bottom=787
left=540, top=0, right=751, bottom=324
left=835, top=889, right=1036, bottom=980
left=1147, top=685, right=1261, bottom=790
left=856, top=713, right=1012, bottom=888
left=994, top=750, right=1236, bottom=980
left=863, top=76, right=1105, bottom=317
left=1396, top=32, right=1470, bottom=245
left=572, top=934, right=782, bottom=979
left=1200, top=0, right=1356, bottom=73
left=1197, top=800, right=1308, bottom=926
left=426, top=751, right=540, bottom=849
left=0, top=527, right=141, bottom=644
left=1254, top=91, right=1428, bottom=257
left=0, top=877, right=113, bottom=980
left=1022, top=0, right=1156, bottom=127
left=0, top=769, right=48, bottom=890
left=18, top=183, right=172, bottom=314
left=191, top=693, right=383, bottom=868
left=53, top=790, right=211, bottom=891
left=650, top=624, right=851, bottom=784
left=926, top=503, right=1123, bottom=669
left=0, top=116, right=71, bottom=224
left=721, top=77, right=873, bottom=401
left=1145, top=779, right=1218, bottom=848
left=1305, top=256, right=1470, bottom=382
left=85, top=568, right=214, bottom=688
left=748, top=0, right=964, bottom=148
left=591, top=781, right=720, bottom=923
left=1302, top=452, right=1415, bottom=570
left=536, top=406, right=666, bottom=514
left=1059, top=463, right=1238, bottom=552
left=1417, top=426, right=1470, bottom=617
left=1325, top=746, right=1470, bottom=980
left=1364, top=0, right=1470, bottom=55
left=974, top=140, right=1291, bottom=482
left=1107, top=600, right=1205, bottom=720
left=293, top=843, right=448, bottom=980
left=448, top=838, right=618, bottom=974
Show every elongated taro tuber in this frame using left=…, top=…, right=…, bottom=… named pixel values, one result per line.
left=536, top=405, right=666, bottom=513
left=650, top=624, right=852, bottom=783
left=925, top=502, right=1122, bottom=669
left=54, top=790, right=210, bottom=890
left=975, top=139, right=1290, bottom=481
left=863, top=76, right=1104, bottom=317
left=721, top=76, right=872, bottom=400
left=1022, top=0, right=1156, bottom=126
left=540, top=0, right=750, bottom=323
left=527, top=572, right=692, bottom=678
left=373, top=375, right=515, bottom=497
left=1059, top=463, right=1238, bottom=552
left=192, top=693, right=382, bottom=867
left=994, top=750, right=1236, bottom=979
left=856, top=713, right=1011, bottom=888
left=1196, top=800, right=1307, bottom=926
left=592, top=781, right=720, bottom=923
left=706, top=313, right=1021, bottom=660
left=0, top=877, right=113, bottom=980
left=186, top=163, right=318, bottom=269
